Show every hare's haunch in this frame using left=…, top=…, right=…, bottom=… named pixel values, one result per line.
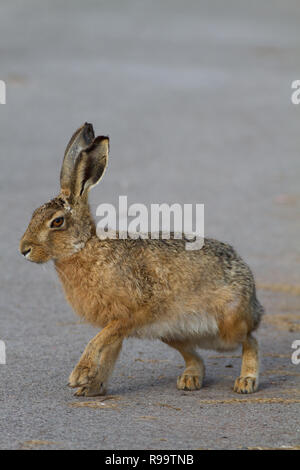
left=20, top=123, right=264, bottom=396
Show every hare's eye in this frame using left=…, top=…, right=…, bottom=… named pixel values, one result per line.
left=51, top=217, right=64, bottom=228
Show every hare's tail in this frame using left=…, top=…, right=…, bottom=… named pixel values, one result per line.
left=251, top=287, right=264, bottom=331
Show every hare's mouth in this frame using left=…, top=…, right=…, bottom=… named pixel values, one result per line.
left=20, top=245, right=50, bottom=263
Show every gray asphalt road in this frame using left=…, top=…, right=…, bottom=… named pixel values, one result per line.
left=0, top=0, right=300, bottom=450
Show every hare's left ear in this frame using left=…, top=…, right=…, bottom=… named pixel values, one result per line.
left=72, top=136, right=109, bottom=200
left=60, top=123, right=95, bottom=197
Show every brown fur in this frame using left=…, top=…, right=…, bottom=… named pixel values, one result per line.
left=20, top=123, right=264, bottom=396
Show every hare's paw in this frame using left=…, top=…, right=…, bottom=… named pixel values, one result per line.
left=68, top=359, right=98, bottom=388
left=234, top=376, right=258, bottom=394
left=177, top=373, right=202, bottom=391
left=74, top=383, right=107, bottom=397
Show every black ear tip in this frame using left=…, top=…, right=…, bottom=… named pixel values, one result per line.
left=83, top=122, right=95, bottom=143
left=97, top=135, right=110, bottom=150
left=97, top=135, right=109, bottom=143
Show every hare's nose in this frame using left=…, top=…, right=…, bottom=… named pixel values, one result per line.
left=20, top=242, right=32, bottom=257
left=22, top=248, right=31, bottom=257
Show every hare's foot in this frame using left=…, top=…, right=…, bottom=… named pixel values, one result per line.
left=68, top=358, right=98, bottom=388
left=162, top=339, right=205, bottom=392
left=234, top=335, right=259, bottom=394
left=74, top=382, right=107, bottom=397
left=69, top=338, right=123, bottom=394
left=177, top=372, right=203, bottom=391
left=234, top=376, right=258, bottom=394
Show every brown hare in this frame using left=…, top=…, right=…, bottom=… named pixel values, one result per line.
left=20, top=123, right=264, bottom=397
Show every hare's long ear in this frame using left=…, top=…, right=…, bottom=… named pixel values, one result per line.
left=72, top=136, right=109, bottom=201
left=60, top=123, right=95, bottom=197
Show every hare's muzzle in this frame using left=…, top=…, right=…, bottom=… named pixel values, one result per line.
left=20, top=240, right=32, bottom=258
left=19, top=232, right=52, bottom=263
left=21, top=247, right=31, bottom=258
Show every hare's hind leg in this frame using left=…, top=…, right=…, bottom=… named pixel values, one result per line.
left=234, top=335, right=259, bottom=394
left=163, top=339, right=205, bottom=391
left=74, top=339, right=123, bottom=397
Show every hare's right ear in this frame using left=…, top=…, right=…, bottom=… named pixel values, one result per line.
left=72, top=136, right=109, bottom=201
left=60, top=123, right=95, bottom=197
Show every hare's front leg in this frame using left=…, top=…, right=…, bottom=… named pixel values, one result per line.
left=163, top=339, right=205, bottom=391
left=68, top=321, right=126, bottom=394
left=234, top=335, right=259, bottom=394
left=73, top=340, right=123, bottom=396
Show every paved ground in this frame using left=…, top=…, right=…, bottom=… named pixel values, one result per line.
left=0, top=0, right=300, bottom=450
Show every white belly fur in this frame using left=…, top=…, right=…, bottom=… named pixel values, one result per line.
left=132, top=311, right=219, bottom=342
left=131, top=311, right=241, bottom=352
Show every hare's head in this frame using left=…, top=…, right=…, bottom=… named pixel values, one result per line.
left=20, top=123, right=109, bottom=263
